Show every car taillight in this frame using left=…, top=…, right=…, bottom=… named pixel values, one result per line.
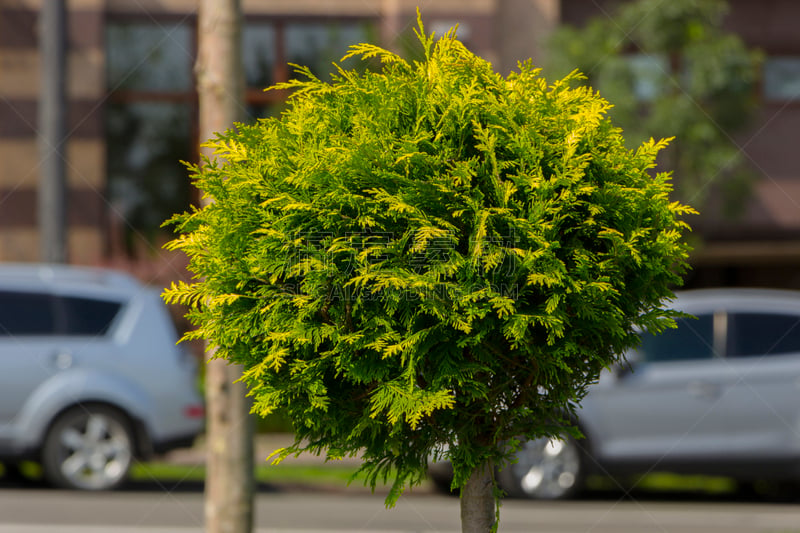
left=183, top=405, right=205, bottom=419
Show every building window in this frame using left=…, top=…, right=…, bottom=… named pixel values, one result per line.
left=244, top=20, right=375, bottom=119
left=285, top=22, right=373, bottom=81
left=106, top=17, right=376, bottom=254
left=106, top=101, right=192, bottom=248
left=106, top=21, right=195, bottom=254
left=763, top=57, right=800, bottom=102
left=244, top=24, right=278, bottom=89
left=107, top=23, right=193, bottom=92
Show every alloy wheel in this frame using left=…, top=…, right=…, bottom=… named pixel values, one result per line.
left=42, top=406, right=133, bottom=490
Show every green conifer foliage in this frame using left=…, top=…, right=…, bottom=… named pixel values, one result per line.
left=164, top=19, right=694, bottom=509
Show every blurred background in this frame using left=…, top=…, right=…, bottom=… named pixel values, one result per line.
left=0, top=0, right=799, bottom=508
left=0, top=0, right=797, bottom=296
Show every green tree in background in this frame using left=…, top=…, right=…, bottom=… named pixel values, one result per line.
left=547, top=0, right=761, bottom=215
left=164, top=18, right=694, bottom=533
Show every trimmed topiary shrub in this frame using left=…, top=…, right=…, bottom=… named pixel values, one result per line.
left=165, top=17, right=694, bottom=532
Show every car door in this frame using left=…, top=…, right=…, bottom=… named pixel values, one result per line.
left=584, top=312, right=730, bottom=463
left=0, top=290, right=61, bottom=437
left=714, top=311, right=800, bottom=458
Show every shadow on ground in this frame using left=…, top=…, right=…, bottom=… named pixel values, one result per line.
left=1, top=465, right=797, bottom=504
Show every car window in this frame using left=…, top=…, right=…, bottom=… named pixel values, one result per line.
left=0, top=290, right=56, bottom=335
left=727, top=312, right=800, bottom=357
left=0, top=291, right=122, bottom=337
left=637, top=314, right=714, bottom=362
left=58, top=296, right=122, bottom=336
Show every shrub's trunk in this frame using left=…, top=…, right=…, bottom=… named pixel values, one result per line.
left=460, top=461, right=496, bottom=533
left=205, top=359, right=253, bottom=533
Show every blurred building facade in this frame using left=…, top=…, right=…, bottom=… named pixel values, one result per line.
left=0, top=0, right=798, bottom=288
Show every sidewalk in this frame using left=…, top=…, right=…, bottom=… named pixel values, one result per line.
left=158, top=432, right=437, bottom=498
left=162, top=433, right=362, bottom=466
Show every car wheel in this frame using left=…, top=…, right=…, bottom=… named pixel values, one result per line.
left=497, top=435, right=585, bottom=500
left=428, top=462, right=457, bottom=495
left=42, top=405, right=134, bottom=490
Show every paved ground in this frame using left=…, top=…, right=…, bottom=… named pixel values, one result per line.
left=5, top=488, right=800, bottom=533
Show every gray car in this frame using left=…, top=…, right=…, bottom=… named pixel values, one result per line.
left=0, top=263, right=204, bottom=490
left=431, top=288, right=800, bottom=499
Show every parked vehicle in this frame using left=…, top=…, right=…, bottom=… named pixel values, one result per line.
left=0, top=263, right=204, bottom=490
left=430, top=288, right=800, bottom=499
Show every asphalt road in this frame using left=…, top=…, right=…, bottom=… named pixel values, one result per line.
left=2, top=481, right=800, bottom=533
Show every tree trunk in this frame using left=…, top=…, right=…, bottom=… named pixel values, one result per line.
left=196, top=2, right=253, bottom=533
left=460, top=461, right=496, bottom=533
left=204, top=357, right=254, bottom=533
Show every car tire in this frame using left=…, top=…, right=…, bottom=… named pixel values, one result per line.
left=41, top=405, right=134, bottom=490
left=428, top=462, right=457, bottom=495
left=497, top=435, right=586, bottom=500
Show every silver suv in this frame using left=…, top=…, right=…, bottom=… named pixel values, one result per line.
left=0, top=263, right=204, bottom=490
left=431, top=288, right=800, bottom=499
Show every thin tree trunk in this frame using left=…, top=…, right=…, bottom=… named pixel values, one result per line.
left=196, top=2, right=253, bottom=533
left=460, top=461, right=496, bottom=533
left=204, top=356, right=253, bottom=533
